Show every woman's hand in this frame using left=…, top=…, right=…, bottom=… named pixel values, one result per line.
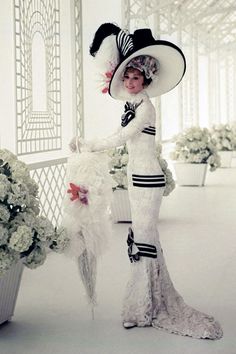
left=69, top=136, right=84, bottom=152
left=69, top=136, right=92, bottom=153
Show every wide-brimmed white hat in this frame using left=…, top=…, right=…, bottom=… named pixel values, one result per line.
left=90, top=24, right=186, bottom=100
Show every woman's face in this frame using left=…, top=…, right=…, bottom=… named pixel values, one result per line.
left=123, top=68, right=145, bottom=94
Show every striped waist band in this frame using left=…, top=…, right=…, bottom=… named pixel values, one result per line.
left=132, top=174, right=166, bottom=188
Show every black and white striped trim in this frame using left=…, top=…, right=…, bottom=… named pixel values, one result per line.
left=117, top=30, right=134, bottom=57
left=134, top=242, right=157, bottom=259
left=132, top=174, right=166, bottom=188
left=127, top=228, right=157, bottom=263
left=142, top=126, right=156, bottom=136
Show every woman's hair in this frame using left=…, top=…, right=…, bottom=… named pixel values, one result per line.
left=123, top=55, right=159, bottom=87
left=123, top=67, right=152, bottom=87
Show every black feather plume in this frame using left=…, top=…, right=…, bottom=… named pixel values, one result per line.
left=89, top=23, right=121, bottom=57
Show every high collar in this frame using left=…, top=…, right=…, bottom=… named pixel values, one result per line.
left=125, top=90, right=149, bottom=103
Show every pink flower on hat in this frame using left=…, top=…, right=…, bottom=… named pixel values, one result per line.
left=101, top=69, right=114, bottom=94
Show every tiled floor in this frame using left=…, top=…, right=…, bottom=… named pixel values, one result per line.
left=0, top=166, right=236, bottom=354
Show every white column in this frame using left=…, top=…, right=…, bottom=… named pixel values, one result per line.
left=228, top=54, right=234, bottom=124
left=193, top=29, right=199, bottom=126
left=216, top=49, right=221, bottom=124
left=72, top=0, right=84, bottom=137
left=182, top=32, right=189, bottom=130
left=0, top=1, right=16, bottom=153
left=233, top=54, right=236, bottom=122
left=189, top=27, right=194, bottom=127
left=225, top=56, right=230, bottom=124
left=208, top=48, right=214, bottom=127
left=177, top=10, right=183, bottom=132
left=183, top=33, right=192, bottom=129
left=153, top=7, right=162, bottom=141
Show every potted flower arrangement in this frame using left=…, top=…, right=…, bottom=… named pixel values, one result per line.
left=108, top=144, right=175, bottom=222
left=231, top=122, right=236, bottom=158
left=210, top=124, right=236, bottom=167
left=170, top=127, right=220, bottom=186
left=0, top=149, right=69, bottom=324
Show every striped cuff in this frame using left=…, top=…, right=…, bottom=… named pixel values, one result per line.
left=142, top=126, right=156, bottom=136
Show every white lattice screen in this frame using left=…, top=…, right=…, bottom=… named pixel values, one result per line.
left=14, top=0, right=62, bottom=155
left=28, top=158, right=67, bottom=226
left=13, top=0, right=84, bottom=226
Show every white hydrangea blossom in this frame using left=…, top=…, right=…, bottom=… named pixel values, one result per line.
left=23, top=246, right=46, bottom=269
left=211, top=124, right=236, bottom=151
left=0, top=204, right=10, bottom=223
left=231, top=122, right=236, bottom=149
left=34, top=216, right=55, bottom=242
left=50, top=227, right=70, bottom=253
left=10, top=160, right=30, bottom=182
left=0, top=225, right=9, bottom=246
left=11, top=211, right=36, bottom=229
left=8, top=182, right=30, bottom=207
left=158, top=153, right=175, bottom=197
left=108, top=145, right=129, bottom=190
left=0, top=174, right=10, bottom=201
left=26, top=179, right=39, bottom=197
left=0, top=149, right=16, bottom=166
left=0, top=248, right=19, bottom=275
left=9, top=225, right=33, bottom=252
left=28, top=195, right=40, bottom=215
left=0, top=149, right=69, bottom=275
left=170, top=127, right=221, bottom=172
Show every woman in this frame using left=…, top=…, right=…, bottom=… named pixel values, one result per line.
left=70, top=23, right=223, bottom=339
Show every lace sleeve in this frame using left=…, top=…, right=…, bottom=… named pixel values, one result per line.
left=85, top=100, right=152, bottom=152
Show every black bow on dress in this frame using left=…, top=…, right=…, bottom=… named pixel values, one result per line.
left=121, top=100, right=143, bottom=127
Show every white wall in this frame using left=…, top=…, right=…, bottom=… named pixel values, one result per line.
left=0, top=1, right=16, bottom=153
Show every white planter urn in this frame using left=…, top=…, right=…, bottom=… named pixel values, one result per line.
left=174, top=162, right=208, bottom=186
left=110, top=189, right=132, bottom=223
left=0, top=261, right=24, bottom=325
left=218, top=150, right=233, bottom=168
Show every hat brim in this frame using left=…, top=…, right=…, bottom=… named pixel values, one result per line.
left=109, top=41, right=186, bottom=100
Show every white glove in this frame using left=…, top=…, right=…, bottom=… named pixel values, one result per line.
left=69, top=136, right=83, bottom=152
left=69, top=136, right=92, bottom=153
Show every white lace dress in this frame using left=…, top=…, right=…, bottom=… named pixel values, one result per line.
left=86, top=91, right=223, bottom=339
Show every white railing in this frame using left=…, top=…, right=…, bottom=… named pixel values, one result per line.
left=28, top=157, right=67, bottom=226
left=26, top=141, right=173, bottom=227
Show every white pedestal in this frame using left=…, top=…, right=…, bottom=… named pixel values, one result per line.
left=110, top=189, right=132, bottom=223
left=174, top=163, right=208, bottom=186
left=0, top=261, right=24, bottom=325
left=218, top=150, right=233, bottom=168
